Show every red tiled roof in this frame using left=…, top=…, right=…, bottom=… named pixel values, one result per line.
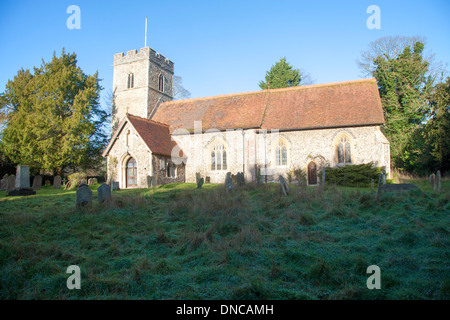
left=151, top=78, right=384, bottom=132
left=127, top=115, right=184, bottom=157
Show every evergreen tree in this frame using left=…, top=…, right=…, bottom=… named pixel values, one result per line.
left=372, top=41, right=434, bottom=170
left=426, top=77, right=450, bottom=172
left=0, top=49, right=108, bottom=175
left=259, top=58, right=302, bottom=89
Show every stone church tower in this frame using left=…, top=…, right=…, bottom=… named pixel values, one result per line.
left=111, top=47, right=174, bottom=132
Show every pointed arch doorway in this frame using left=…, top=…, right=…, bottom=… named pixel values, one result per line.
left=308, top=161, right=317, bottom=185
left=126, top=157, right=138, bottom=188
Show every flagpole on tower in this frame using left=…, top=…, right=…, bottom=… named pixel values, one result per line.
left=145, top=16, right=148, bottom=48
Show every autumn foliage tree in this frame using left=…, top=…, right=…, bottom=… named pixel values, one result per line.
left=0, top=49, right=108, bottom=175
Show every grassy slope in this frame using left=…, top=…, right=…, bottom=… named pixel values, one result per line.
left=0, top=181, right=449, bottom=300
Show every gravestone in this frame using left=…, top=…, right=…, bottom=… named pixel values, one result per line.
left=76, top=184, right=92, bottom=208
left=81, top=179, right=88, bottom=185
left=32, top=175, right=42, bottom=190
left=7, top=188, right=36, bottom=197
left=376, top=173, right=383, bottom=201
left=380, top=183, right=418, bottom=192
left=382, top=169, right=386, bottom=185
left=279, top=175, right=290, bottom=196
left=6, top=175, right=16, bottom=192
left=205, top=176, right=210, bottom=184
left=0, top=174, right=7, bottom=190
left=88, top=178, right=93, bottom=186
left=97, top=183, right=112, bottom=203
left=197, top=177, right=204, bottom=189
left=237, top=172, right=245, bottom=186
left=92, top=178, right=98, bottom=185
left=53, top=176, right=61, bottom=189
left=436, top=170, right=441, bottom=192
left=256, top=168, right=262, bottom=185
left=45, top=179, right=51, bottom=186
left=111, top=181, right=120, bottom=191
left=15, top=165, right=30, bottom=189
left=225, top=172, right=232, bottom=192
left=430, top=173, right=436, bottom=190
left=146, top=175, right=153, bottom=187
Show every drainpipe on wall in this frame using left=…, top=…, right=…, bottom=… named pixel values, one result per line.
left=242, top=129, right=245, bottom=177
left=264, top=131, right=267, bottom=183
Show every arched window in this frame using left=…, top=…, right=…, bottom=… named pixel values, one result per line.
left=158, top=74, right=164, bottom=92
left=275, top=139, right=288, bottom=166
left=167, top=162, right=176, bottom=178
left=127, top=73, right=134, bottom=89
left=337, top=135, right=352, bottom=164
left=126, top=157, right=137, bottom=187
left=211, top=142, right=227, bottom=171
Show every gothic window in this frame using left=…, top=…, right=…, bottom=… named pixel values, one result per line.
left=337, top=135, right=352, bottom=164
left=158, top=74, right=164, bottom=92
left=275, top=139, right=288, bottom=166
left=211, top=142, right=227, bottom=171
left=127, top=73, right=134, bottom=89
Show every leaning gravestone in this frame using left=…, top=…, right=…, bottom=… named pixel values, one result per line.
left=76, top=184, right=92, bottom=208
left=15, top=165, right=30, bottom=189
left=6, top=175, right=16, bottom=192
left=53, top=176, right=61, bottom=189
left=32, top=175, right=42, bottom=190
left=436, top=170, right=441, bottom=192
left=97, top=183, right=112, bottom=203
left=279, top=175, right=290, bottom=196
left=197, top=177, right=204, bottom=189
left=225, top=172, right=233, bottom=192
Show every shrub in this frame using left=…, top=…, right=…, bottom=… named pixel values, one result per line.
left=322, top=163, right=382, bottom=188
left=66, top=172, right=88, bottom=190
left=287, top=167, right=307, bottom=185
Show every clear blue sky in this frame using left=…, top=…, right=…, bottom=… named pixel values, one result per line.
left=1, top=0, right=449, bottom=109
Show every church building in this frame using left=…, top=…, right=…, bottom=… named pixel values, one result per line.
left=102, top=47, right=390, bottom=188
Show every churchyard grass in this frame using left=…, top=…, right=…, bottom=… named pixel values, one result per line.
left=0, top=180, right=449, bottom=299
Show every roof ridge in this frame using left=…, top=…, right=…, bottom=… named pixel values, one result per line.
left=127, top=113, right=170, bottom=127
left=161, top=78, right=376, bottom=105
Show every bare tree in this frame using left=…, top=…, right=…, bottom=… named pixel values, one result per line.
left=173, top=75, right=191, bottom=100
left=357, top=35, right=447, bottom=84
